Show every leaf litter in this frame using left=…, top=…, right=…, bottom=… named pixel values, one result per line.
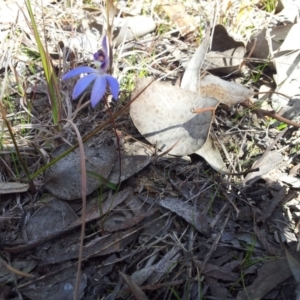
left=2, top=0, right=300, bottom=299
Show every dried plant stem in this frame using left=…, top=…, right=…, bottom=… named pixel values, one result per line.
left=59, top=119, right=86, bottom=300
left=104, top=99, right=122, bottom=185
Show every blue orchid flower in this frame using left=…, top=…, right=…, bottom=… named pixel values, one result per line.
left=62, top=36, right=119, bottom=108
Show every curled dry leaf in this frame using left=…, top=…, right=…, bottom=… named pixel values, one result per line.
left=204, top=24, right=246, bottom=75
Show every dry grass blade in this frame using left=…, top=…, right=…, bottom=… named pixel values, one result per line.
left=119, top=271, right=149, bottom=300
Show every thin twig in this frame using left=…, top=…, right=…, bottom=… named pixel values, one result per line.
left=241, top=101, right=300, bottom=128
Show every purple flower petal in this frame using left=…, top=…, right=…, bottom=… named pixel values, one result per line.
left=72, top=73, right=97, bottom=99
left=102, top=35, right=108, bottom=56
left=62, top=66, right=97, bottom=80
left=90, top=75, right=107, bottom=107
left=105, top=75, right=119, bottom=100
left=100, top=36, right=109, bottom=72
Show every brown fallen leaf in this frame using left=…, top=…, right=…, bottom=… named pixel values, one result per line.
left=160, top=2, right=197, bottom=36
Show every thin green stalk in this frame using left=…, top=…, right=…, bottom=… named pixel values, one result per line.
left=24, top=0, right=61, bottom=125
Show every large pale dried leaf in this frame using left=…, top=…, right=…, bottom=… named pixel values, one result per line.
left=114, top=16, right=156, bottom=46
left=271, top=51, right=300, bottom=111
left=180, top=31, right=229, bottom=173
left=130, top=78, right=218, bottom=156
left=43, top=143, right=116, bottom=200
left=195, top=135, right=229, bottom=173
left=272, top=23, right=300, bottom=89
left=274, top=49, right=300, bottom=88
left=276, top=0, right=299, bottom=23
left=200, top=74, right=254, bottom=105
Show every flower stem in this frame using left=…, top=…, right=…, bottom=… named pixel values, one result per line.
left=104, top=98, right=122, bottom=186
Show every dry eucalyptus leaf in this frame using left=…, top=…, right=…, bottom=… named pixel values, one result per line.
left=26, top=197, right=77, bottom=241
left=270, top=24, right=293, bottom=52
left=247, top=28, right=272, bottom=60
left=130, top=77, right=218, bottom=156
left=114, top=16, right=156, bottom=46
left=204, top=24, right=246, bottom=75
left=43, top=143, right=116, bottom=200
left=109, top=135, right=153, bottom=183
left=109, top=154, right=152, bottom=184
left=210, top=24, right=245, bottom=51
left=195, top=135, right=229, bottom=174
left=243, top=151, right=283, bottom=185
left=285, top=247, right=300, bottom=285
left=200, top=74, right=254, bottom=105
left=236, top=243, right=300, bottom=300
